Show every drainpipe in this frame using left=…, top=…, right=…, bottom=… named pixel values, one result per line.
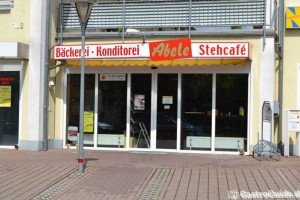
left=60, top=0, right=64, bottom=44
left=278, top=0, right=284, bottom=151
left=43, top=0, right=51, bottom=151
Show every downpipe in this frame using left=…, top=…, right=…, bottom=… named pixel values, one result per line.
left=278, top=0, right=284, bottom=152
left=43, top=0, right=51, bottom=151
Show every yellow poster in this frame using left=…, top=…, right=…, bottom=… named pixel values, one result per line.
left=84, top=111, right=94, bottom=133
left=0, top=86, right=11, bottom=107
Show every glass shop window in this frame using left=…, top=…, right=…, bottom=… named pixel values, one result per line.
left=67, top=74, right=95, bottom=147
left=181, top=74, right=212, bottom=151
left=215, top=74, right=248, bottom=152
left=97, top=74, right=127, bottom=148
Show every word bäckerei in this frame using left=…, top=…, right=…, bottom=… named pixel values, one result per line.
left=54, top=41, right=249, bottom=60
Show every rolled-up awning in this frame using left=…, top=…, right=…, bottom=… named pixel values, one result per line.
left=0, top=42, right=29, bottom=59
left=66, top=59, right=247, bottom=67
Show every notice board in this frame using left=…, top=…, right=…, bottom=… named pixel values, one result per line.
left=84, top=111, right=94, bottom=133
left=0, top=86, right=11, bottom=107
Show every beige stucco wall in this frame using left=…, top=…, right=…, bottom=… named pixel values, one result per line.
left=0, top=0, right=31, bottom=44
left=47, top=0, right=61, bottom=141
left=279, top=0, right=300, bottom=147
left=0, top=1, right=31, bottom=141
left=0, top=0, right=60, bottom=143
left=52, top=36, right=261, bottom=149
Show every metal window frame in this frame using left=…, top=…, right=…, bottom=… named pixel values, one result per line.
left=62, top=65, right=251, bottom=154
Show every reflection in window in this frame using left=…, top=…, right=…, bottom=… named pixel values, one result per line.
left=97, top=75, right=127, bottom=148
left=156, top=74, right=178, bottom=149
left=181, top=74, right=212, bottom=150
left=67, top=74, right=95, bottom=147
left=130, top=74, right=151, bottom=148
left=0, top=71, right=20, bottom=145
left=216, top=74, right=248, bottom=152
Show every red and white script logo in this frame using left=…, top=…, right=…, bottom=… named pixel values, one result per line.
left=149, top=38, right=192, bottom=61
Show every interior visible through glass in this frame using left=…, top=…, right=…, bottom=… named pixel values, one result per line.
left=0, top=71, right=20, bottom=146
left=97, top=74, right=127, bottom=148
left=67, top=74, right=95, bottom=147
left=156, top=74, right=178, bottom=149
left=65, top=72, right=249, bottom=152
left=130, top=74, right=152, bottom=148
left=181, top=74, right=212, bottom=150
left=215, top=74, right=248, bottom=152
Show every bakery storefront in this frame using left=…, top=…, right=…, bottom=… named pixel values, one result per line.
left=55, top=39, right=252, bottom=154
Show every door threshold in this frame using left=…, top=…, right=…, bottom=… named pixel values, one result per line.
left=130, top=151, right=168, bottom=155
left=0, top=145, right=15, bottom=149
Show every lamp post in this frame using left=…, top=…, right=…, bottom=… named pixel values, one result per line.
left=68, top=0, right=96, bottom=174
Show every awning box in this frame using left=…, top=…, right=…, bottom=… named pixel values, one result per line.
left=0, top=42, right=29, bottom=59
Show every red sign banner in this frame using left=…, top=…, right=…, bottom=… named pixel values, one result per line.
left=149, top=38, right=192, bottom=61
left=53, top=41, right=249, bottom=60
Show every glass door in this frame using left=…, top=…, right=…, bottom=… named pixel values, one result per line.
left=156, top=74, right=178, bottom=149
left=0, top=71, right=20, bottom=146
left=130, top=74, right=152, bottom=148
left=181, top=74, right=212, bottom=151
left=97, top=74, right=127, bottom=148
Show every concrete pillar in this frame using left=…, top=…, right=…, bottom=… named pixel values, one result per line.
left=19, top=0, right=47, bottom=151
left=259, top=36, right=275, bottom=143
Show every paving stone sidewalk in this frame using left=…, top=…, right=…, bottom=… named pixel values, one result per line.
left=0, top=149, right=300, bottom=200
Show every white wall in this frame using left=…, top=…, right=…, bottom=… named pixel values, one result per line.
left=22, top=0, right=47, bottom=151
left=259, top=37, right=275, bottom=142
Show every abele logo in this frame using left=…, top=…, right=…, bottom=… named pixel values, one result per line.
left=149, top=38, right=192, bottom=61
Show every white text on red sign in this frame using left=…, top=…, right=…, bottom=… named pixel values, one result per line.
left=54, top=42, right=249, bottom=60
left=54, top=43, right=150, bottom=60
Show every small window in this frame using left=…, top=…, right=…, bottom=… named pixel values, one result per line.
left=0, top=0, right=13, bottom=11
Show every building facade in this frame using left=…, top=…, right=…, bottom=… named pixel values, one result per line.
left=281, top=0, right=300, bottom=155
left=0, top=0, right=59, bottom=151
left=1, top=0, right=298, bottom=156
left=46, top=0, right=277, bottom=155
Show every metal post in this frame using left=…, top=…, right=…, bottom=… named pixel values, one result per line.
left=73, top=0, right=95, bottom=174
left=278, top=0, right=284, bottom=151
left=78, top=26, right=86, bottom=174
left=122, top=0, right=125, bottom=43
left=261, top=103, right=264, bottom=161
left=188, top=0, right=192, bottom=38
left=274, top=0, right=278, bottom=30
left=263, top=0, right=267, bottom=50
left=60, top=0, right=64, bottom=44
